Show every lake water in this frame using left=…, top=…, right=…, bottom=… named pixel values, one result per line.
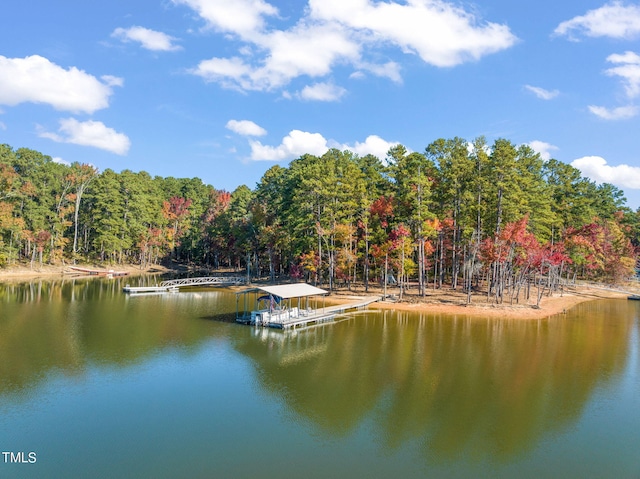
left=1, top=277, right=639, bottom=478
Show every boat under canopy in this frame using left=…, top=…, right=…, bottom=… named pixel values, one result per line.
left=236, top=283, right=329, bottom=328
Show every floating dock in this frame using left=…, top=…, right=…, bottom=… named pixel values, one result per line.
left=122, top=285, right=179, bottom=294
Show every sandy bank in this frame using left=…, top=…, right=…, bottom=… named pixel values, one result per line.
left=328, top=285, right=635, bottom=320
left=0, top=263, right=170, bottom=283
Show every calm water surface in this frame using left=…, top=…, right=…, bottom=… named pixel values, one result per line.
left=1, top=277, right=639, bottom=478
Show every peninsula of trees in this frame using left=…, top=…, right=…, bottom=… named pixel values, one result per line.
left=1, top=138, right=638, bottom=303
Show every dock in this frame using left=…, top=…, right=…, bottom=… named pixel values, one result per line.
left=268, top=297, right=380, bottom=330
left=123, top=276, right=246, bottom=294
left=235, top=283, right=379, bottom=330
left=67, top=266, right=129, bottom=277
left=122, top=285, right=179, bottom=294
left=159, top=276, right=246, bottom=287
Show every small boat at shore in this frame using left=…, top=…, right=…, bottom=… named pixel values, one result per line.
left=628, top=295, right=640, bottom=301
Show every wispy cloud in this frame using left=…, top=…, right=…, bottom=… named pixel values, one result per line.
left=225, top=119, right=267, bottom=136
left=524, top=85, right=559, bottom=100
left=554, top=1, right=640, bottom=40
left=605, top=51, right=640, bottom=98
left=588, top=104, right=638, bottom=120
left=296, top=82, right=347, bottom=102
left=112, top=26, right=182, bottom=51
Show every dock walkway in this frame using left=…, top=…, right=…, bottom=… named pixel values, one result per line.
left=123, top=276, right=246, bottom=294
left=159, top=276, right=246, bottom=287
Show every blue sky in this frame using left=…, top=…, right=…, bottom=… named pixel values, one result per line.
left=1, top=0, right=640, bottom=209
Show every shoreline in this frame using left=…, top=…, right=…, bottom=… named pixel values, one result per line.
left=370, top=287, right=631, bottom=319
left=0, top=263, right=170, bottom=282
left=324, top=284, right=636, bottom=320
left=2, top=265, right=637, bottom=320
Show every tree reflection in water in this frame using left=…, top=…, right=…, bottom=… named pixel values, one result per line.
left=234, top=300, right=633, bottom=462
left=0, top=279, right=635, bottom=465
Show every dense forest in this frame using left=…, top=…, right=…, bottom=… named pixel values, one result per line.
left=1, top=138, right=639, bottom=302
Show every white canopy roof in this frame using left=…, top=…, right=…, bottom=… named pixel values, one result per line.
left=254, top=283, right=328, bottom=299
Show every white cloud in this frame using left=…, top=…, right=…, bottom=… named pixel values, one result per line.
left=0, top=121, right=6, bottom=131
left=190, top=57, right=254, bottom=90
left=172, top=0, right=278, bottom=38
left=356, top=61, right=403, bottom=83
left=183, top=0, right=516, bottom=94
left=309, top=0, right=518, bottom=67
left=297, top=82, right=347, bottom=101
left=226, top=119, right=267, bottom=136
left=52, top=157, right=70, bottom=166
left=571, top=156, right=640, bottom=189
left=192, top=24, right=360, bottom=91
left=605, top=51, right=640, bottom=98
left=524, top=85, right=559, bottom=100
left=588, top=104, right=639, bottom=119
left=249, top=130, right=329, bottom=161
left=340, top=135, right=401, bottom=160
left=247, top=129, right=399, bottom=162
left=0, top=55, right=117, bottom=114
left=555, top=2, right=640, bottom=40
left=527, top=141, right=559, bottom=160
left=101, top=75, right=124, bottom=87
left=260, top=23, right=360, bottom=87
left=39, top=118, right=130, bottom=155
left=112, top=26, right=181, bottom=51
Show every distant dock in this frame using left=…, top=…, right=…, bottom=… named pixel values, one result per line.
left=67, top=266, right=129, bottom=277
left=123, top=276, right=246, bottom=294
left=122, top=285, right=179, bottom=294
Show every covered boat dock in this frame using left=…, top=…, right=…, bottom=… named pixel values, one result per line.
left=236, top=283, right=331, bottom=329
left=236, top=283, right=380, bottom=329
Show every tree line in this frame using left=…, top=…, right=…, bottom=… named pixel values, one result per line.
left=1, top=139, right=638, bottom=302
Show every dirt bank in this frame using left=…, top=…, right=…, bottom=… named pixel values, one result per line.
left=328, top=284, right=635, bottom=320
left=0, top=263, right=170, bottom=283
